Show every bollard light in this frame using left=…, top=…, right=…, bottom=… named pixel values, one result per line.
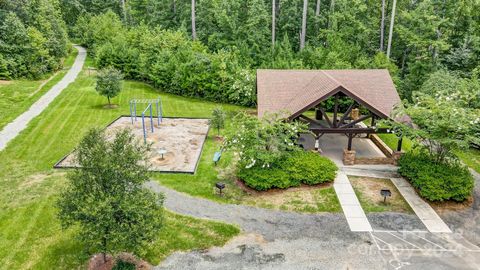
left=216, top=182, right=226, bottom=196
left=380, top=188, right=392, bottom=203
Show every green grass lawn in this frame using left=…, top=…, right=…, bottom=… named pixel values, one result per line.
left=454, top=148, right=480, bottom=174
left=376, top=133, right=413, bottom=152
left=0, top=67, right=242, bottom=269
left=376, top=133, right=480, bottom=174
left=0, top=49, right=78, bottom=130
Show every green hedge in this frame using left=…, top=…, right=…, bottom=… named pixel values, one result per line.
left=398, top=152, right=474, bottom=202
left=238, top=151, right=337, bottom=191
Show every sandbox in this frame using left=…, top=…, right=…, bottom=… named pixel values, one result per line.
left=55, top=116, right=210, bottom=173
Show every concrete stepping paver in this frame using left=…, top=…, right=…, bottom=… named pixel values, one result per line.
left=390, top=177, right=452, bottom=233
left=0, top=46, right=86, bottom=152
left=333, top=172, right=372, bottom=232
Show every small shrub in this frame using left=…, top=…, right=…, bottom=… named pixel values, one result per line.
left=238, top=151, right=337, bottom=191
left=238, top=166, right=291, bottom=190
left=112, top=260, right=135, bottom=270
left=285, top=151, right=337, bottom=185
left=398, top=152, right=474, bottom=202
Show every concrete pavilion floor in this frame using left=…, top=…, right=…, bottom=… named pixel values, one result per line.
left=318, top=134, right=386, bottom=164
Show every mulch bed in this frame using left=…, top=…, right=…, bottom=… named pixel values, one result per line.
left=429, top=196, right=474, bottom=213
left=88, top=253, right=151, bottom=270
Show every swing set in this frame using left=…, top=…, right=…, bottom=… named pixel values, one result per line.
left=129, top=98, right=163, bottom=143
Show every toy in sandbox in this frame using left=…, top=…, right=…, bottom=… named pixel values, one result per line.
left=129, top=98, right=163, bottom=143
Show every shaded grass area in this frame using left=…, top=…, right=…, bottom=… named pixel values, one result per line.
left=0, top=49, right=78, bottom=130
left=243, top=185, right=341, bottom=213
left=376, top=131, right=480, bottom=174
left=0, top=67, right=242, bottom=269
left=349, top=176, right=413, bottom=213
left=454, top=148, right=480, bottom=174
left=145, top=211, right=239, bottom=265
left=376, top=133, right=413, bottom=152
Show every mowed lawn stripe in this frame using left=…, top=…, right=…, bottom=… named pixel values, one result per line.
left=0, top=199, right=49, bottom=268
left=13, top=81, right=81, bottom=162
left=34, top=81, right=92, bottom=163
left=0, top=72, right=242, bottom=269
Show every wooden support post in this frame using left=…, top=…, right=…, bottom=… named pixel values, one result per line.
left=338, top=103, right=354, bottom=126
left=347, top=134, right=353, bottom=151
left=318, top=108, right=333, bottom=127
left=371, top=114, right=376, bottom=127
left=340, top=114, right=371, bottom=129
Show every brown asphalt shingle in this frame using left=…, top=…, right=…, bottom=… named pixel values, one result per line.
left=256, top=69, right=401, bottom=119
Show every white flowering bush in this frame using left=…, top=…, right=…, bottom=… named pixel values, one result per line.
left=390, top=88, right=479, bottom=163
left=224, top=112, right=308, bottom=169
left=228, top=69, right=256, bottom=106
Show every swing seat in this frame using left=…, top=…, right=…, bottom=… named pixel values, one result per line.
left=213, top=151, right=222, bottom=165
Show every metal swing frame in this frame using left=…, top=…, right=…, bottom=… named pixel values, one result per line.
left=129, top=98, right=163, bottom=143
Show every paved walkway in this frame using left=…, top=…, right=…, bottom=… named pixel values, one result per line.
left=0, top=45, right=86, bottom=152
left=391, top=177, right=452, bottom=233
left=333, top=171, right=373, bottom=232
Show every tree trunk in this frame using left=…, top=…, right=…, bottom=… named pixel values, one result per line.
left=328, top=0, right=335, bottom=29
left=102, top=230, right=108, bottom=263
left=316, top=0, right=321, bottom=16
left=272, top=0, right=276, bottom=46
left=380, top=0, right=385, bottom=51
left=121, top=0, right=127, bottom=22
left=300, top=0, right=308, bottom=50
left=191, top=0, right=196, bottom=40
left=386, top=0, right=397, bottom=58
left=173, top=0, right=176, bottom=23
left=107, top=96, right=111, bottom=105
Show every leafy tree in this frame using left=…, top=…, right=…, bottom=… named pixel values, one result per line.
left=390, top=70, right=480, bottom=162
left=57, top=128, right=164, bottom=262
left=96, top=67, right=123, bottom=106
left=210, top=107, right=226, bottom=135
left=0, top=0, right=68, bottom=79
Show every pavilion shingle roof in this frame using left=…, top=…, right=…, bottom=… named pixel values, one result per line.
left=256, top=69, right=401, bottom=119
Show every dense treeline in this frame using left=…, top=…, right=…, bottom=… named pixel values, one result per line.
left=0, top=0, right=69, bottom=79
left=61, top=0, right=480, bottom=103
left=2, top=0, right=479, bottom=104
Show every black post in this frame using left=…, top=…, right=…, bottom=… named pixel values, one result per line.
left=371, top=115, right=376, bottom=127
left=333, top=94, right=338, bottom=127
left=397, top=137, right=403, bottom=151
left=315, top=108, right=323, bottom=120
left=347, top=134, right=353, bottom=151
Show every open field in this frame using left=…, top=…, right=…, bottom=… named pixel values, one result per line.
left=0, top=49, right=78, bottom=130
left=0, top=65, right=242, bottom=269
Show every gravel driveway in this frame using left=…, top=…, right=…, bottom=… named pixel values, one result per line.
left=146, top=181, right=480, bottom=270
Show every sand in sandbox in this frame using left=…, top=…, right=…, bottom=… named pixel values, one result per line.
left=56, top=117, right=210, bottom=173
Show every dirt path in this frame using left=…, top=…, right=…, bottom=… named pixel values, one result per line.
left=0, top=45, right=86, bottom=152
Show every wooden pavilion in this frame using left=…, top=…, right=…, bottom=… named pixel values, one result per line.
left=256, top=69, right=404, bottom=164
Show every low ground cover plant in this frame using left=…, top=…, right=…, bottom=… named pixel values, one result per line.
left=238, top=151, right=337, bottom=190
left=398, top=151, right=474, bottom=202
